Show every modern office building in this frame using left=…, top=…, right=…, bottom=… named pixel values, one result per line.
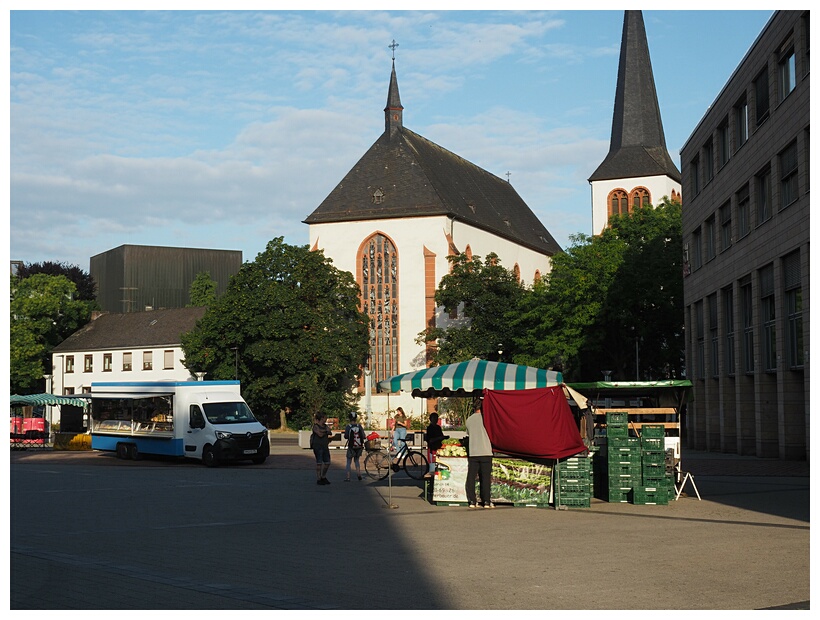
left=680, top=11, right=809, bottom=460
left=90, top=245, right=242, bottom=313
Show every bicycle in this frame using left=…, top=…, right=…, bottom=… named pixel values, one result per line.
left=364, top=437, right=429, bottom=481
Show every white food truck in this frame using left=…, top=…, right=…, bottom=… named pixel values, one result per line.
left=90, top=381, right=269, bottom=466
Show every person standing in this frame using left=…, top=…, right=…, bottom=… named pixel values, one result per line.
left=392, top=407, right=408, bottom=453
left=310, top=413, right=333, bottom=485
left=343, top=412, right=365, bottom=481
left=424, top=412, right=448, bottom=478
left=465, top=401, right=494, bottom=508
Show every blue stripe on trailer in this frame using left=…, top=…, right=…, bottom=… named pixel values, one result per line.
left=91, top=434, right=185, bottom=457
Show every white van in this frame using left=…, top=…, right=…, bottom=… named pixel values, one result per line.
left=90, top=381, right=269, bottom=466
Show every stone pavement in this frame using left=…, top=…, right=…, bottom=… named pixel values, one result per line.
left=8, top=436, right=811, bottom=610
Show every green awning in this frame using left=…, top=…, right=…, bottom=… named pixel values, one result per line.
left=10, top=393, right=90, bottom=407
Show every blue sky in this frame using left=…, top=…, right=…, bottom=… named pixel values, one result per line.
left=8, top=6, right=776, bottom=272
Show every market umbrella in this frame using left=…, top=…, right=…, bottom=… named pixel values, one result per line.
left=377, top=358, right=563, bottom=397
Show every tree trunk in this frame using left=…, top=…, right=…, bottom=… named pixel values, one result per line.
left=278, top=409, right=289, bottom=431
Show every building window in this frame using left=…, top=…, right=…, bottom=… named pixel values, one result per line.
left=695, top=301, right=705, bottom=380
left=708, top=294, right=718, bottom=378
left=705, top=215, right=716, bottom=262
left=740, top=277, right=754, bottom=374
left=703, top=139, right=714, bottom=184
left=63, top=387, right=75, bottom=396
left=723, top=286, right=735, bottom=376
left=778, top=43, right=796, bottom=102
left=143, top=351, right=153, bottom=371
left=760, top=264, right=776, bottom=372
left=122, top=352, right=132, bottom=372
left=84, top=354, right=93, bottom=373
left=103, top=353, right=112, bottom=372
left=630, top=187, right=650, bottom=209
left=608, top=189, right=628, bottom=218
left=164, top=350, right=174, bottom=370
left=690, top=155, right=701, bottom=196
left=719, top=201, right=732, bottom=252
left=66, top=355, right=75, bottom=373
left=691, top=228, right=702, bottom=271
left=734, top=96, right=748, bottom=150
left=737, top=184, right=750, bottom=239
left=755, top=166, right=772, bottom=225
left=359, top=233, right=399, bottom=387
left=717, top=119, right=730, bottom=168
left=754, top=67, right=770, bottom=127
left=784, top=251, right=803, bottom=369
left=779, top=140, right=799, bottom=208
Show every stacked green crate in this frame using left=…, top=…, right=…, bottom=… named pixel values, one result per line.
left=555, top=453, right=593, bottom=508
left=633, top=424, right=670, bottom=505
left=605, top=412, right=641, bottom=502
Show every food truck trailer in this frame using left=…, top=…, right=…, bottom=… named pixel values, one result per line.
left=90, top=381, right=269, bottom=466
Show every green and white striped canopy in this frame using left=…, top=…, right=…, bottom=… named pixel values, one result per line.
left=11, top=393, right=90, bottom=407
left=377, top=359, right=563, bottom=396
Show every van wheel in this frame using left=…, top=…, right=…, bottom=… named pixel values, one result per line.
left=116, top=443, right=129, bottom=459
left=202, top=445, right=219, bottom=467
left=127, top=443, right=139, bottom=460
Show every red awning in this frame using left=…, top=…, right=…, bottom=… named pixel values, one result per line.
left=482, top=386, right=586, bottom=460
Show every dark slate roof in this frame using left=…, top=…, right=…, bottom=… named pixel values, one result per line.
left=304, top=126, right=561, bottom=256
left=589, top=10, right=681, bottom=183
left=52, top=307, right=207, bottom=353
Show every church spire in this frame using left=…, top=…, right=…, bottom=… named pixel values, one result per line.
left=589, top=10, right=680, bottom=182
left=384, top=40, right=403, bottom=136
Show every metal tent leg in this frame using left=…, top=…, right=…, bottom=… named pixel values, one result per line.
left=675, top=471, right=701, bottom=500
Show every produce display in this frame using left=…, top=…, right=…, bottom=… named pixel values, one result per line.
left=490, top=458, right=552, bottom=504
left=437, top=438, right=467, bottom=457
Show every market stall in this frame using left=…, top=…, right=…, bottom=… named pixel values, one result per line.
left=378, top=360, right=588, bottom=508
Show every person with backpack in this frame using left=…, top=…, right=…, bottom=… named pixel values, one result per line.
left=343, top=412, right=365, bottom=481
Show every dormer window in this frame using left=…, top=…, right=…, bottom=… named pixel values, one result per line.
left=373, top=189, right=384, bottom=204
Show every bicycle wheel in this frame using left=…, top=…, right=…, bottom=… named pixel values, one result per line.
left=403, top=450, right=429, bottom=480
left=364, top=450, right=390, bottom=480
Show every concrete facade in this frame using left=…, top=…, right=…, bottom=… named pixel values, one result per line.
left=680, top=11, right=809, bottom=460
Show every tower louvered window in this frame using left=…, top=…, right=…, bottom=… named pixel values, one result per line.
left=360, top=234, right=399, bottom=386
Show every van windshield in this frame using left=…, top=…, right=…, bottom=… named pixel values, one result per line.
left=202, top=402, right=258, bottom=425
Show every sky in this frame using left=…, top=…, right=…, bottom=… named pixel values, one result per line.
left=7, top=6, right=777, bottom=273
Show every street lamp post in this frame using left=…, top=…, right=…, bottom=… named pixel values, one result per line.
left=230, top=347, right=238, bottom=381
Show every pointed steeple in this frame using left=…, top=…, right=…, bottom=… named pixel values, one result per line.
left=384, top=58, right=404, bottom=136
left=589, top=10, right=681, bottom=182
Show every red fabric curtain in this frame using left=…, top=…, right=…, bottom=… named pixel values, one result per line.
left=482, top=386, right=587, bottom=459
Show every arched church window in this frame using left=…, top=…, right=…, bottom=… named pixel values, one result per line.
left=534, top=270, right=542, bottom=283
left=608, top=189, right=629, bottom=218
left=513, top=263, right=521, bottom=282
left=630, top=187, right=651, bottom=209
left=358, top=233, right=399, bottom=388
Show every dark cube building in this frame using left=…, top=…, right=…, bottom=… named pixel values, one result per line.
left=90, top=244, right=242, bottom=313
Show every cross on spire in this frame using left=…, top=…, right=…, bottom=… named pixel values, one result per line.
left=505, top=171, right=512, bottom=183
left=389, top=39, right=399, bottom=60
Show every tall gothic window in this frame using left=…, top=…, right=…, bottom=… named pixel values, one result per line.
left=630, top=187, right=651, bottom=209
left=359, top=233, right=399, bottom=387
left=608, top=189, right=628, bottom=219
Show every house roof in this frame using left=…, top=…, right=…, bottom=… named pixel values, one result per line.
left=589, top=11, right=681, bottom=183
left=304, top=62, right=562, bottom=257
left=52, top=307, right=207, bottom=353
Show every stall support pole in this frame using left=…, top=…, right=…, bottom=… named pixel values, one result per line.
left=675, top=470, right=701, bottom=500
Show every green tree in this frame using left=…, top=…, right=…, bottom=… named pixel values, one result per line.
left=16, top=261, right=97, bottom=302
left=10, top=274, right=93, bottom=392
left=514, top=197, right=684, bottom=381
left=181, top=237, right=370, bottom=430
left=418, top=252, right=526, bottom=364
left=188, top=271, right=217, bottom=307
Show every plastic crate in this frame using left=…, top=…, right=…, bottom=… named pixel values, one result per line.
left=607, top=488, right=631, bottom=503
left=631, top=487, right=669, bottom=505
left=640, top=424, right=666, bottom=438
left=606, top=411, right=628, bottom=425
left=606, top=425, right=628, bottom=438
left=608, top=436, right=641, bottom=448
left=557, top=496, right=591, bottom=508
left=642, top=462, right=666, bottom=478
left=557, top=484, right=591, bottom=495
left=641, top=437, right=664, bottom=451
left=641, top=451, right=666, bottom=466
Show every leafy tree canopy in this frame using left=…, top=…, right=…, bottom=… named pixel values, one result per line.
left=16, top=261, right=97, bottom=302
left=419, top=252, right=526, bottom=365
left=513, top=197, right=684, bottom=381
left=181, top=238, right=370, bottom=430
left=10, top=274, right=94, bottom=393
left=188, top=271, right=217, bottom=307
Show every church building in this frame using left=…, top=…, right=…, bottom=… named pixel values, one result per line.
left=589, top=10, right=681, bottom=235
left=304, top=56, right=561, bottom=420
